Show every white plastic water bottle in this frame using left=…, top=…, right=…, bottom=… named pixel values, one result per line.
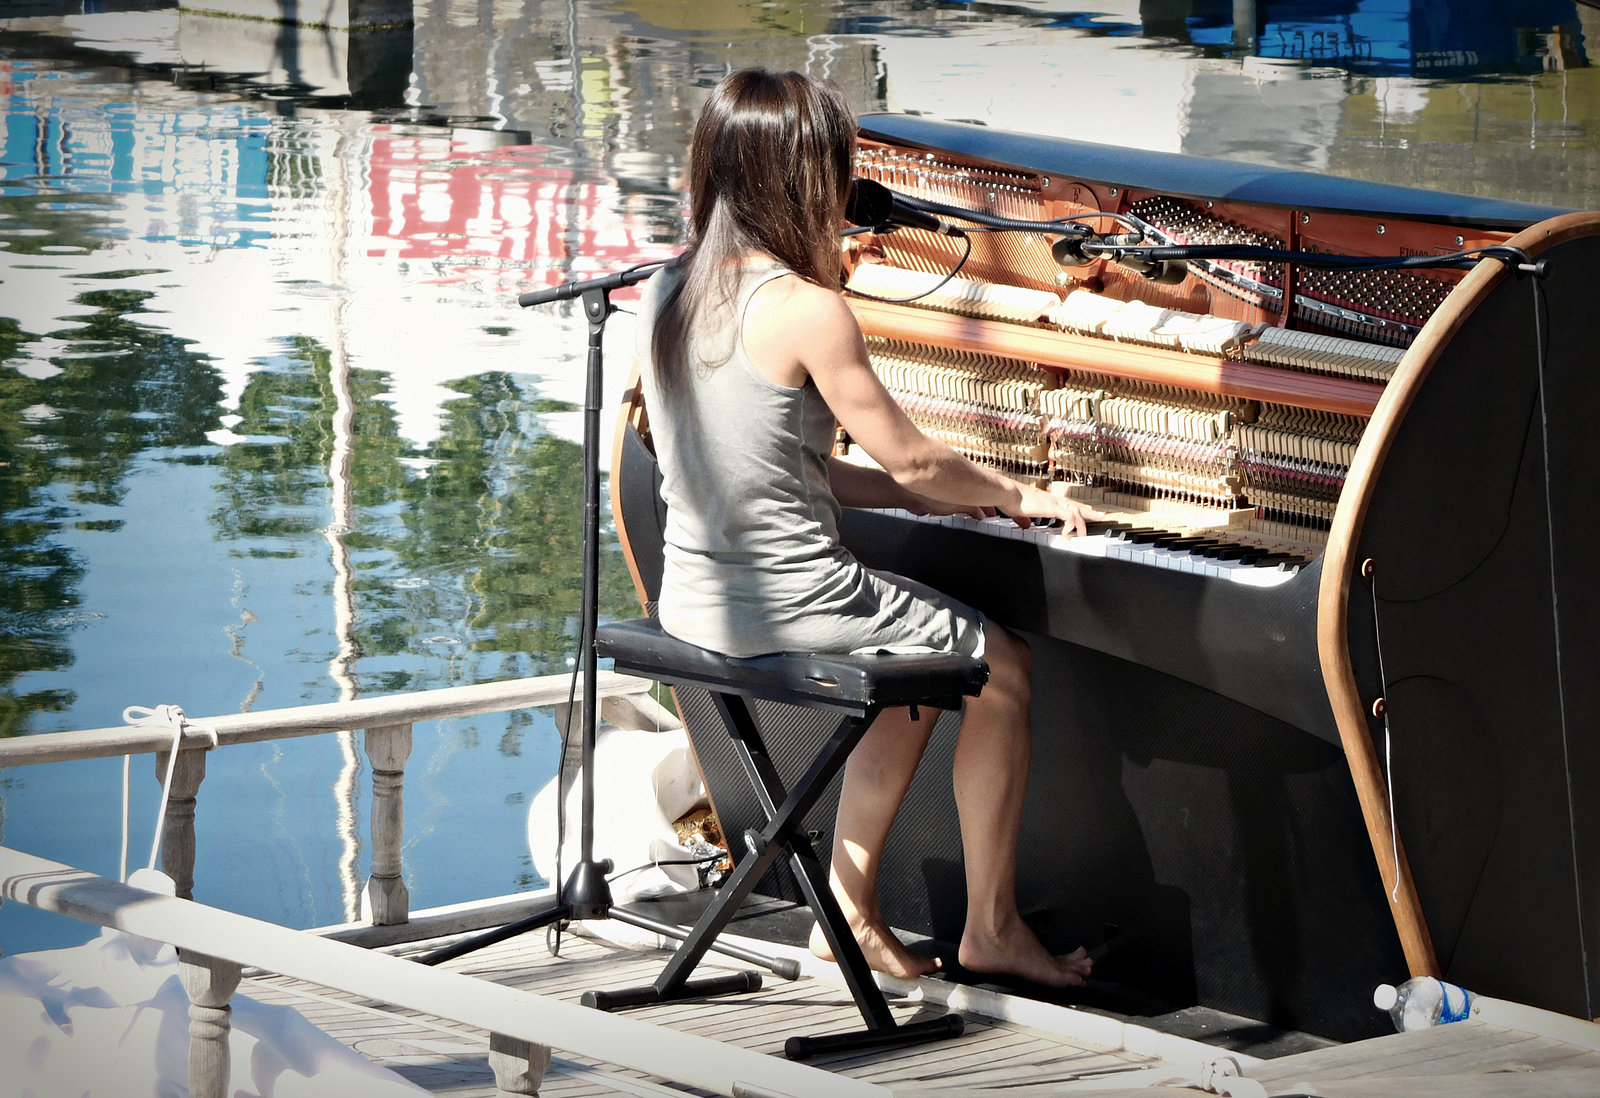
left=1373, top=977, right=1476, bottom=1031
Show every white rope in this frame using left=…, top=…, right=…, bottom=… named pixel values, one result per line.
left=120, top=705, right=218, bottom=875
left=119, top=755, right=131, bottom=883
left=1364, top=569, right=1402, bottom=903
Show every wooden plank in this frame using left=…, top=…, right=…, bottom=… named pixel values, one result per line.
left=848, top=1029, right=1044, bottom=1080
left=1250, top=1022, right=1600, bottom=1084
left=477, top=930, right=1157, bottom=1089
left=242, top=975, right=646, bottom=1098
left=842, top=1028, right=1035, bottom=1080
left=249, top=899, right=1167, bottom=1097
left=1274, top=1068, right=1600, bottom=1098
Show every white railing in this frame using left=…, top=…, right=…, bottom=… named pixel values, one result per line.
left=0, top=671, right=663, bottom=927
left=0, top=845, right=885, bottom=1098
left=0, top=673, right=884, bottom=1098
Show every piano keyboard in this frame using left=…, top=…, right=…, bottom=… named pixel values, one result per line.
left=868, top=508, right=1306, bottom=588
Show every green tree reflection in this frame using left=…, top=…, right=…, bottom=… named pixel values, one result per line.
left=0, top=285, right=224, bottom=736
left=212, top=336, right=405, bottom=546
left=392, top=373, right=636, bottom=675
left=212, top=344, right=633, bottom=699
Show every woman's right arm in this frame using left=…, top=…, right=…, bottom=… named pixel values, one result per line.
left=762, top=284, right=1101, bottom=535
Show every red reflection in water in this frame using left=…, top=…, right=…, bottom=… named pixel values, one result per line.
left=365, top=130, right=677, bottom=300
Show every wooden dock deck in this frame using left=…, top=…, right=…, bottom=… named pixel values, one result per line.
left=244, top=926, right=1175, bottom=1096
left=243, top=921, right=1600, bottom=1097
left=7, top=680, right=1598, bottom=1098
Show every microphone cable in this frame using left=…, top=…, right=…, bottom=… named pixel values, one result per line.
left=1075, top=239, right=1545, bottom=276
left=865, top=182, right=1547, bottom=278
left=841, top=229, right=977, bottom=305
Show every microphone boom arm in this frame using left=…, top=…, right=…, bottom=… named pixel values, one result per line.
left=519, top=261, right=668, bottom=308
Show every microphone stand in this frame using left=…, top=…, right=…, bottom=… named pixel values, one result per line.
left=418, top=265, right=797, bottom=982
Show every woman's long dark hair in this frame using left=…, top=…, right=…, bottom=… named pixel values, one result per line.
left=652, top=69, right=857, bottom=395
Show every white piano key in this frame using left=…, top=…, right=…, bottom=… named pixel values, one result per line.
left=865, top=509, right=1301, bottom=587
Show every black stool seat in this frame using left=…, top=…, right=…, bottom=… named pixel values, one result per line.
left=586, top=616, right=989, bottom=1060
left=596, top=615, right=988, bottom=715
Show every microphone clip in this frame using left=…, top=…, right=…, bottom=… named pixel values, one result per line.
left=1113, top=253, right=1190, bottom=286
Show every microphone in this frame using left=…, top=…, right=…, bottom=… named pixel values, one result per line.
left=1052, top=232, right=1188, bottom=285
left=846, top=178, right=966, bottom=237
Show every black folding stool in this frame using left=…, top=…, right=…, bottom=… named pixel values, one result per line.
left=585, top=616, right=989, bottom=1060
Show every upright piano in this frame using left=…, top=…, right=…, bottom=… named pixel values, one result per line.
left=610, top=113, right=1600, bottom=1041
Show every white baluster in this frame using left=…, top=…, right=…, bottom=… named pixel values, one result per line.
left=364, top=722, right=412, bottom=925
left=489, top=1032, right=552, bottom=1097
left=179, top=948, right=243, bottom=1098
left=157, top=747, right=207, bottom=899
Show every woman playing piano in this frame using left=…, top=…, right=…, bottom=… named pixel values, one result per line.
left=636, top=68, right=1099, bottom=989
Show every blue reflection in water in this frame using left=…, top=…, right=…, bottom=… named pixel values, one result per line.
left=0, top=47, right=652, bottom=951
left=1180, top=0, right=1588, bottom=77
left=2, top=65, right=274, bottom=246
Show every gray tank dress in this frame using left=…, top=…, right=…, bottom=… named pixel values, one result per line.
left=636, top=261, right=985, bottom=660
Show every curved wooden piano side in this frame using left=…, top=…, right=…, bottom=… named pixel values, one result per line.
left=610, top=366, right=656, bottom=611
left=1318, top=210, right=1600, bottom=986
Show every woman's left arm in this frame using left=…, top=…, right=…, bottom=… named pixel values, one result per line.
left=828, top=458, right=989, bottom=517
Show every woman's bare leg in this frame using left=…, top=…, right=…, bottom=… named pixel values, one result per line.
left=953, top=625, right=1092, bottom=987
left=811, top=626, right=1089, bottom=986
left=809, top=704, right=942, bottom=978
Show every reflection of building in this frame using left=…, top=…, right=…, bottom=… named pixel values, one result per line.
left=1185, top=0, right=1588, bottom=76
left=178, top=0, right=412, bottom=31
left=406, top=0, right=883, bottom=210
left=364, top=133, right=674, bottom=300
left=176, top=11, right=412, bottom=104
left=863, top=1, right=1600, bottom=206
left=0, top=64, right=275, bottom=248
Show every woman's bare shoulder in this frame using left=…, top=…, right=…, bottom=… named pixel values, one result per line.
left=748, top=272, right=851, bottom=323
left=750, top=277, right=859, bottom=346
left=745, top=274, right=861, bottom=386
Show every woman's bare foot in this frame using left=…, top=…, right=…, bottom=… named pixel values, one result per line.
left=809, top=917, right=942, bottom=980
left=957, top=915, right=1093, bottom=989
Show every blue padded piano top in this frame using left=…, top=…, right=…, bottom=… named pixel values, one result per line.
left=857, top=113, right=1570, bottom=229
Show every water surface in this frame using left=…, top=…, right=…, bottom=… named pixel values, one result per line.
left=3, top=0, right=1599, bottom=953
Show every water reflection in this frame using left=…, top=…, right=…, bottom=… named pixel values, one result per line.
left=2, top=0, right=1599, bottom=951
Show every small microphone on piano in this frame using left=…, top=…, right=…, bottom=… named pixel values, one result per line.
left=846, top=178, right=967, bottom=237
left=1051, top=235, right=1095, bottom=268
left=1052, top=233, right=1188, bottom=284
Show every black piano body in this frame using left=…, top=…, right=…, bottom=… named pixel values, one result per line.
left=610, top=113, right=1600, bottom=1042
